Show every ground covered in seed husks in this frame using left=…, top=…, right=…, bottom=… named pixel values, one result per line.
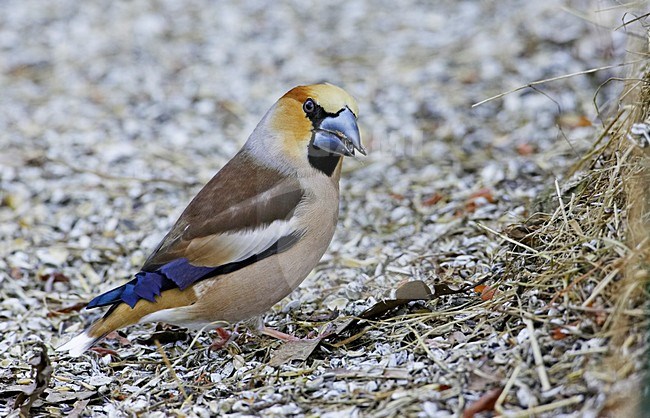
left=1, top=1, right=649, bottom=417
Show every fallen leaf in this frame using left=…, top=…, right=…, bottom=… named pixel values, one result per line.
left=269, top=338, right=322, bottom=367
left=464, top=188, right=496, bottom=213
left=422, top=192, right=444, bottom=206
left=395, top=280, right=434, bottom=299
left=47, top=302, right=87, bottom=317
left=45, top=390, right=94, bottom=403
left=474, top=285, right=496, bottom=301
left=38, top=272, right=69, bottom=283
left=551, top=327, right=570, bottom=340
left=326, top=316, right=357, bottom=336
left=357, top=280, right=450, bottom=320
left=467, top=365, right=503, bottom=391
left=430, top=283, right=467, bottom=298
left=67, top=399, right=90, bottom=418
left=89, top=347, right=119, bottom=357
left=356, top=298, right=410, bottom=320
left=464, top=201, right=478, bottom=213
left=468, top=188, right=495, bottom=203
left=275, top=280, right=482, bottom=361
left=516, top=143, right=535, bottom=156
left=329, top=281, right=468, bottom=347
left=463, top=388, right=503, bottom=418
left=13, top=342, right=53, bottom=416
left=0, top=385, right=30, bottom=398
left=105, top=331, right=132, bottom=347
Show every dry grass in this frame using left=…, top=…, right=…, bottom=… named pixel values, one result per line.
left=484, top=37, right=650, bottom=415
left=371, top=31, right=650, bottom=416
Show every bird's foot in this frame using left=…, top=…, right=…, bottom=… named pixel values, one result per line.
left=209, top=327, right=234, bottom=350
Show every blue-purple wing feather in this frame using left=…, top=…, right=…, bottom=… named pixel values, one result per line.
left=86, top=233, right=300, bottom=309
left=86, top=259, right=218, bottom=309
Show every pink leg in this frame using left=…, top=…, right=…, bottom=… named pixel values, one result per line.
left=259, top=326, right=300, bottom=342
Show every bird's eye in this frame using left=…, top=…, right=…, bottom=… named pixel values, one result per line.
left=303, top=99, right=316, bottom=114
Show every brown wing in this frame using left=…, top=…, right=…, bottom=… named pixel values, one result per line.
left=142, top=151, right=305, bottom=271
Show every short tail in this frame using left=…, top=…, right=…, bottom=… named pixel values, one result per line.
left=57, top=287, right=198, bottom=356
left=56, top=303, right=134, bottom=357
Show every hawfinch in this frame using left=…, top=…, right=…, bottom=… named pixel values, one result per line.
left=58, top=84, right=365, bottom=356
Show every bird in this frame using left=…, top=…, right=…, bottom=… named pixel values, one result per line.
left=57, top=83, right=365, bottom=357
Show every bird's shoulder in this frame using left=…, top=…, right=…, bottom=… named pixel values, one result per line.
left=142, top=151, right=305, bottom=270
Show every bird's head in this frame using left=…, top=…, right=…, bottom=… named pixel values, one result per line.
left=247, top=84, right=365, bottom=176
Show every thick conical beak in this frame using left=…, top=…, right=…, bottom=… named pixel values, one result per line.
left=312, top=107, right=366, bottom=157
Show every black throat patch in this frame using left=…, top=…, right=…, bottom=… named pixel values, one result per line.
left=308, top=143, right=341, bottom=176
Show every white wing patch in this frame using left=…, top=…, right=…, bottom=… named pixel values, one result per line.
left=186, top=219, right=301, bottom=267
